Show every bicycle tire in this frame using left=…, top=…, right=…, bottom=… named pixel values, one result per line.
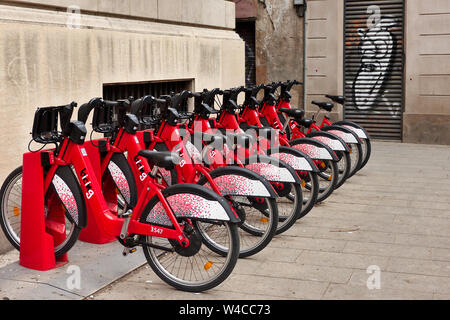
left=296, top=170, right=319, bottom=219
left=335, top=151, right=351, bottom=189
left=197, top=166, right=279, bottom=258
left=288, top=139, right=338, bottom=203
left=139, top=183, right=240, bottom=292
left=0, top=166, right=83, bottom=257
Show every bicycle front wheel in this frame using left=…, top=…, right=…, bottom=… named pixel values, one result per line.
left=348, top=143, right=363, bottom=178
left=140, top=184, right=240, bottom=292
left=297, top=170, right=319, bottom=219
left=359, top=138, right=372, bottom=170
left=315, top=159, right=338, bottom=203
left=335, top=151, right=351, bottom=189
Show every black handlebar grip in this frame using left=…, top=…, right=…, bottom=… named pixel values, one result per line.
left=155, top=98, right=167, bottom=104
left=59, top=101, right=77, bottom=131
left=130, top=95, right=154, bottom=116
left=103, top=100, right=121, bottom=109
left=78, top=97, right=102, bottom=124
left=190, top=92, right=202, bottom=98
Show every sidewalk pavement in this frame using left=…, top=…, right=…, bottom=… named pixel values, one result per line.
left=1, top=141, right=449, bottom=300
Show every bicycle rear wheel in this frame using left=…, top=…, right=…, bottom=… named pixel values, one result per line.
left=0, top=166, right=83, bottom=256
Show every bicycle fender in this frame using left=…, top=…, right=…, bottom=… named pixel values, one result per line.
left=52, top=166, right=87, bottom=228
left=107, top=154, right=138, bottom=208
left=267, top=146, right=319, bottom=173
left=198, top=166, right=277, bottom=198
left=145, top=184, right=239, bottom=227
left=158, top=168, right=173, bottom=186
left=334, top=121, right=370, bottom=140
left=306, top=131, right=350, bottom=152
left=321, top=125, right=360, bottom=144
left=289, top=138, right=339, bottom=161
left=242, top=155, right=301, bottom=184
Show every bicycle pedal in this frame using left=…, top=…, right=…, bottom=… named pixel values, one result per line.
left=122, top=247, right=137, bottom=257
left=118, top=209, right=133, bottom=219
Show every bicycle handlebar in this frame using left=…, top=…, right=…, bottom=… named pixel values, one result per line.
left=59, top=102, right=78, bottom=132
left=282, top=80, right=303, bottom=92
left=78, top=98, right=102, bottom=124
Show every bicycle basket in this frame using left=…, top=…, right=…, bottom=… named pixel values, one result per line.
left=138, top=101, right=160, bottom=129
left=32, top=103, right=76, bottom=144
left=92, top=102, right=115, bottom=134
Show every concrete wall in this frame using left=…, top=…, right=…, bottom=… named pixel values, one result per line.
left=304, top=0, right=343, bottom=122
left=0, top=1, right=244, bottom=253
left=255, top=0, right=304, bottom=109
left=403, top=0, right=450, bottom=144
left=7, top=0, right=236, bottom=29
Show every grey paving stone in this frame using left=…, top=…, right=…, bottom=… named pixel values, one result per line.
left=394, top=234, right=450, bottom=250
left=270, top=236, right=348, bottom=253
left=247, top=261, right=354, bottom=284
left=219, top=274, right=329, bottom=300
left=386, top=257, right=450, bottom=278
left=297, top=250, right=390, bottom=270
left=343, top=241, right=434, bottom=260
left=349, top=269, right=450, bottom=294
left=322, top=283, right=434, bottom=300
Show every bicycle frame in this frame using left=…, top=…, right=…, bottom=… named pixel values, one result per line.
left=258, top=101, right=294, bottom=147
left=187, top=115, right=245, bottom=167
left=133, top=117, right=278, bottom=200
left=254, top=96, right=340, bottom=165
left=277, top=95, right=369, bottom=141
left=215, top=110, right=262, bottom=158
left=146, top=122, right=225, bottom=195
left=275, top=98, right=324, bottom=140
left=43, top=136, right=191, bottom=245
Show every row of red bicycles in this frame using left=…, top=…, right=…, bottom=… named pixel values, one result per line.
left=0, top=80, right=370, bottom=292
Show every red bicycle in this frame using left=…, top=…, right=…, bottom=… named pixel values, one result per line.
left=188, top=87, right=322, bottom=222
left=276, top=81, right=369, bottom=176
left=0, top=100, right=241, bottom=292
left=243, top=84, right=340, bottom=203
left=128, top=94, right=280, bottom=258
left=179, top=89, right=310, bottom=233
left=324, top=95, right=371, bottom=170
left=258, top=82, right=352, bottom=186
left=236, top=84, right=353, bottom=193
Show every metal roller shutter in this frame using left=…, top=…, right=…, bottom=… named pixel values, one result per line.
left=344, top=0, right=405, bottom=140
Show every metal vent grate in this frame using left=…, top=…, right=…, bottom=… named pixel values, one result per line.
left=344, top=0, right=404, bottom=140
left=103, top=79, right=193, bottom=112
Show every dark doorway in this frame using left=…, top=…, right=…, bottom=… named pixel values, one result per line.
left=236, top=20, right=256, bottom=87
